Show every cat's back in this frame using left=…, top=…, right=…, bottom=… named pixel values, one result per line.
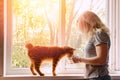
left=29, top=46, right=62, bottom=56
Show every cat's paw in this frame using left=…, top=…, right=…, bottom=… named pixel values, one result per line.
left=40, top=73, right=44, bottom=76
left=33, top=73, right=37, bottom=75
left=53, top=73, right=56, bottom=76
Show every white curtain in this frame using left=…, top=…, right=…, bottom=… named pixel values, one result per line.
left=108, top=0, right=120, bottom=72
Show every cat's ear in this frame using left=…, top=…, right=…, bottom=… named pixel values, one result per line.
left=68, top=46, right=75, bottom=51
left=71, top=48, right=76, bottom=51
left=64, top=46, right=76, bottom=51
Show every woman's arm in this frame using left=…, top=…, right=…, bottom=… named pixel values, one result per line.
left=72, top=44, right=108, bottom=65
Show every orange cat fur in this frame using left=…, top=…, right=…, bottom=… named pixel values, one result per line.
left=25, top=43, right=75, bottom=76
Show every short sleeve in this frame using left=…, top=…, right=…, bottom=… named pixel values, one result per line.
left=93, top=31, right=110, bottom=46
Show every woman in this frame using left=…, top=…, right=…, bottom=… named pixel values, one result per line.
left=72, top=11, right=111, bottom=80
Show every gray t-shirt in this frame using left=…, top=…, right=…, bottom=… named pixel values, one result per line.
left=84, top=30, right=110, bottom=79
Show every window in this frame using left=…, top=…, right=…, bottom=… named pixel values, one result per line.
left=4, top=0, right=120, bottom=76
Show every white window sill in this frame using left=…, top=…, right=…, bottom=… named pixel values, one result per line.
left=0, top=74, right=120, bottom=80
left=1, top=74, right=84, bottom=80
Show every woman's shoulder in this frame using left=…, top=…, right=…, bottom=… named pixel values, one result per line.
left=92, top=29, right=110, bottom=46
left=95, top=29, right=109, bottom=38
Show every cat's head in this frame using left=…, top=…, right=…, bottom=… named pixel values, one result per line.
left=63, top=46, right=75, bottom=57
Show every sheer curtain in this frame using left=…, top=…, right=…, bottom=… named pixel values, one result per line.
left=108, top=0, right=120, bottom=72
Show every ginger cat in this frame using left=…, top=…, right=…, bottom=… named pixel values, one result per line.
left=25, top=43, right=75, bottom=76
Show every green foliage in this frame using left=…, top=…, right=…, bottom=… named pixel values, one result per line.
left=12, top=0, right=59, bottom=68
left=12, top=46, right=30, bottom=68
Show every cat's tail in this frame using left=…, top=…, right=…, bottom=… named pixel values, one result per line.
left=25, top=43, right=33, bottom=50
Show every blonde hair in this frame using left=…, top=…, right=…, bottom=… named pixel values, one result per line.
left=77, top=11, right=110, bottom=40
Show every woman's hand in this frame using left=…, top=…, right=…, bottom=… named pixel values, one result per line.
left=72, top=56, right=81, bottom=63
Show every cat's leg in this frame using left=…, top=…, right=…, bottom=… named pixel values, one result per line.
left=35, top=61, right=44, bottom=76
left=52, top=59, right=58, bottom=76
left=30, top=63, right=37, bottom=75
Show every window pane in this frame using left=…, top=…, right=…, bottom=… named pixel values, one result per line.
left=12, top=0, right=59, bottom=68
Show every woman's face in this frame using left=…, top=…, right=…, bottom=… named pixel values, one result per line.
left=78, top=20, right=85, bottom=34
left=78, top=20, right=91, bottom=35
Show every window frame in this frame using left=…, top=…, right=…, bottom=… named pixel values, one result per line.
left=3, top=0, right=120, bottom=77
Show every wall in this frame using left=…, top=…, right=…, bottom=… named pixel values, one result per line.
left=0, top=0, right=4, bottom=76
